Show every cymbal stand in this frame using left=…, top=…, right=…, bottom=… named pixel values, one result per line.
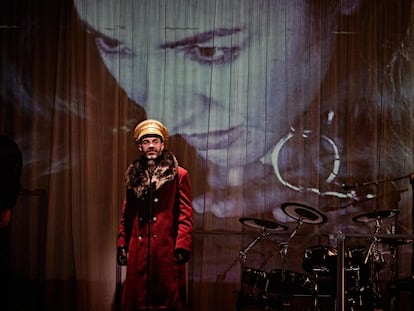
left=388, top=243, right=398, bottom=311
left=364, top=217, right=382, bottom=308
left=386, top=220, right=401, bottom=311
left=279, top=218, right=308, bottom=309
left=279, top=218, right=303, bottom=275
left=364, top=218, right=381, bottom=265
left=344, top=172, right=414, bottom=275
left=281, top=218, right=320, bottom=311
left=239, top=229, right=271, bottom=265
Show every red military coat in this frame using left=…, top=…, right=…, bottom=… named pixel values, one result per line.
left=117, top=151, right=193, bottom=311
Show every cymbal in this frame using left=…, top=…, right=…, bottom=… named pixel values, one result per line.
left=239, top=217, right=288, bottom=232
left=281, top=202, right=327, bottom=224
left=379, top=237, right=413, bottom=246
left=352, top=209, right=400, bottom=223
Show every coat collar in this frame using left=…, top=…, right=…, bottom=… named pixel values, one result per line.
left=125, top=151, right=178, bottom=198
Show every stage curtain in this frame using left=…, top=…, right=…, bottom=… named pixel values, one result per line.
left=1, top=1, right=413, bottom=310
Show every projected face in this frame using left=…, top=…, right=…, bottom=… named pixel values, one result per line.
left=74, top=0, right=373, bottom=219
left=73, top=0, right=346, bottom=165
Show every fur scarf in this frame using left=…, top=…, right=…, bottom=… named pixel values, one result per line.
left=125, top=151, right=178, bottom=199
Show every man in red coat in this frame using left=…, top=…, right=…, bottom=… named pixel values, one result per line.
left=117, top=119, right=193, bottom=311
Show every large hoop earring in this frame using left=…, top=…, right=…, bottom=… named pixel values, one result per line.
left=271, top=126, right=350, bottom=199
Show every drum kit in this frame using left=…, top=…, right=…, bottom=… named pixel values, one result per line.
left=236, top=202, right=413, bottom=311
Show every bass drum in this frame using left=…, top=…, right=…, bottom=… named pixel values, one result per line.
left=236, top=267, right=314, bottom=311
left=267, top=268, right=314, bottom=295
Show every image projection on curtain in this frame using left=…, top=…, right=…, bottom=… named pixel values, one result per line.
left=73, top=0, right=414, bottom=305
left=74, top=0, right=411, bottom=224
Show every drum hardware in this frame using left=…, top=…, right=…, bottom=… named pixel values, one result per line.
left=364, top=236, right=382, bottom=307
left=350, top=210, right=400, bottom=310
left=351, top=210, right=399, bottom=270
left=237, top=209, right=327, bottom=311
left=237, top=267, right=314, bottom=311
left=279, top=203, right=327, bottom=276
left=279, top=202, right=327, bottom=273
left=345, top=172, right=414, bottom=310
left=304, top=242, right=388, bottom=310
left=239, top=217, right=289, bottom=232
left=281, top=202, right=328, bottom=225
left=334, top=233, right=414, bottom=311
left=322, top=188, right=408, bottom=213
left=280, top=203, right=328, bottom=310
left=363, top=220, right=381, bottom=267
left=303, top=245, right=339, bottom=311
left=335, top=236, right=383, bottom=311
left=238, top=218, right=287, bottom=264
left=237, top=218, right=289, bottom=310
left=387, top=242, right=399, bottom=311
left=279, top=221, right=303, bottom=277
left=379, top=237, right=413, bottom=247
left=239, top=229, right=270, bottom=265
left=379, top=237, right=413, bottom=311
left=352, top=209, right=400, bottom=224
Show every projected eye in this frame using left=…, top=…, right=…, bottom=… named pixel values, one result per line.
left=95, top=36, right=134, bottom=58
left=182, top=45, right=241, bottom=65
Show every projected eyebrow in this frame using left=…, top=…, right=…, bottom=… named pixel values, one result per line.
left=159, top=28, right=245, bottom=65
left=159, top=27, right=243, bottom=49
left=84, top=22, right=121, bottom=43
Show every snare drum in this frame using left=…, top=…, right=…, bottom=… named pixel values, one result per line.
left=237, top=267, right=314, bottom=310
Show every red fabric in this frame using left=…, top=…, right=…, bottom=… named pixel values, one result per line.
left=118, top=166, right=193, bottom=311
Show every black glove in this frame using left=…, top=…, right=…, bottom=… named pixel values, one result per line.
left=117, top=246, right=128, bottom=266
left=174, top=248, right=190, bottom=265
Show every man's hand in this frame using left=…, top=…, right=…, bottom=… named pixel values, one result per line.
left=0, top=208, right=12, bottom=228
left=174, top=248, right=190, bottom=265
left=117, top=246, right=128, bottom=266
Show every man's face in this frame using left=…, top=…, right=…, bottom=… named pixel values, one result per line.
left=74, top=0, right=339, bottom=167
left=138, top=136, right=164, bottom=160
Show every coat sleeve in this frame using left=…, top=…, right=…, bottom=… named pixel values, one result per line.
left=117, top=199, right=129, bottom=248
left=117, top=189, right=136, bottom=249
left=175, top=167, right=193, bottom=252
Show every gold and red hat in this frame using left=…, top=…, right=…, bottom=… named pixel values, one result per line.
left=133, top=119, right=169, bottom=144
